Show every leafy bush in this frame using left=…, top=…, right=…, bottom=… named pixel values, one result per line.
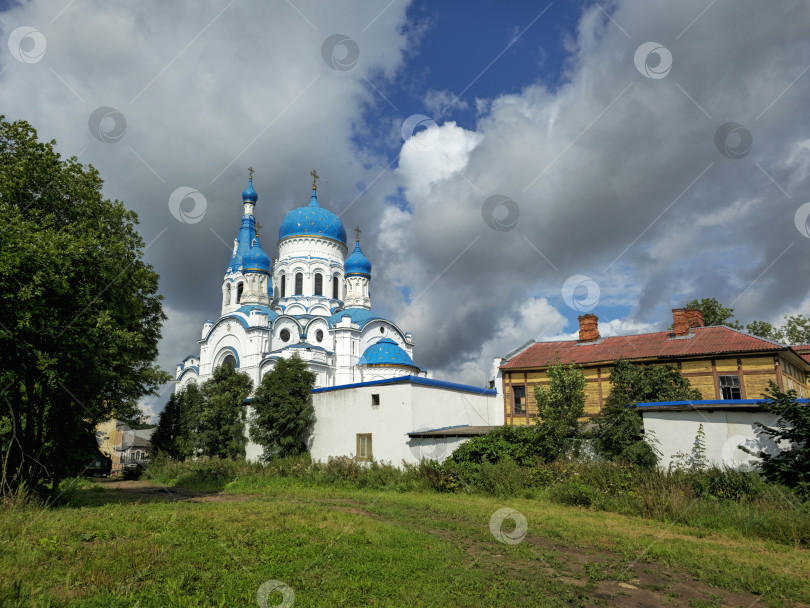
left=144, top=455, right=260, bottom=491
left=474, top=458, right=530, bottom=497
left=689, top=467, right=766, bottom=501
left=549, top=481, right=596, bottom=507
left=446, top=425, right=542, bottom=466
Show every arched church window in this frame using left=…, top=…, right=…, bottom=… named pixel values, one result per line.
left=280, top=328, right=291, bottom=342
left=332, top=276, right=338, bottom=299
left=314, top=273, right=323, bottom=296
left=236, top=283, right=244, bottom=303
left=280, top=274, right=286, bottom=297
left=316, top=329, right=324, bottom=343
left=221, top=354, right=237, bottom=369
left=295, top=273, right=303, bottom=295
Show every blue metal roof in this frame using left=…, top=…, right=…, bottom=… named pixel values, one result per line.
left=236, top=305, right=278, bottom=320
left=267, top=343, right=332, bottom=354
left=243, top=234, right=271, bottom=274
left=345, top=239, right=371, bottom=277
left=242, top=177, right=258, bottom=203
left=177, top=366, right=199, bottom=380
left=312, top=375, right=497, bottom=396
left=328, top=307, right=384, bottom=328
left=358, top=338, right=418, bottom=369
left=637, top=398, right=810, bottom=407
left=226, top=178, right=263, bottom=275
left=278, top=189, right=347, bottom=245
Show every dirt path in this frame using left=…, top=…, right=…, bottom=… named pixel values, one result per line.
left=90, top=478, right=221, bottom=501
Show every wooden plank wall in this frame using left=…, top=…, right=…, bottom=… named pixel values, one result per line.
left=501, top=354, right=808, bottom=424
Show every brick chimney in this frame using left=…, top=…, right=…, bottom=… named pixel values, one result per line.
left=685, top=308, right=705, bottom=328
left=578, top=314, right=599, bottom=343
left=672, top=308, right=690, bottom=336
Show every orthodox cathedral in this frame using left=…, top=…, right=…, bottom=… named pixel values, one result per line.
left=174, top=170, right=425, bottom=392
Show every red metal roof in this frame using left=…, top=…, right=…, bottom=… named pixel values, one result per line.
left=500, top=326, right=793, bottom=369
left=793, top=344, right=810, bottom=363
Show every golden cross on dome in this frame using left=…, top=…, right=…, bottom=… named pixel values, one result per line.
left=355, top=226, right=362, bottom=242
left=310, top=169, right=319, bottom=190
left=248, top=166, right=254, bottom=180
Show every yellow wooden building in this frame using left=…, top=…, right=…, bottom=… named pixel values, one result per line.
left=498, top=309, right=810, bottom=425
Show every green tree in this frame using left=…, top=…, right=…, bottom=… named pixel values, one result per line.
left=775, top=314, right=810, bottom=345
left=151, top=393, right=182, bottom=459
left=534, top=362, right=586, bottom=461
left=685, top=297, right=743, bottom=329
left=746, top=320, right=778, bottom=340
left=151, top=386, right=202, bottom=460
left=197, top=365, right=253, bottom=459
left=593, top=359, right=702, bottom=468
left=0, top=117, right=169, bottom=497
left=742, top=382, right=810, bottom=497
left=249, top=354, right=316, bottom=459
left=746, top=314, right=810, bottom=345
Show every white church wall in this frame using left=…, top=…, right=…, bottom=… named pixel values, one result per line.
left=306, top=383, right=414, bottom=464
left=294, top=380, right=501, bottom=465
left=411, top=384, right=503, bottom=430
left=641, top=409, right=783, bottom=470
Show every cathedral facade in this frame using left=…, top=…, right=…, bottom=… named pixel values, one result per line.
left=175, top=172, right=424, bottom=392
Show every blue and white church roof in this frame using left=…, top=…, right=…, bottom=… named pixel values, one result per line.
left=278, top=188, right=347, bottom=244
left=345, top=238, right=371, bottom=277
left=175, top=170, right=424, bottom=393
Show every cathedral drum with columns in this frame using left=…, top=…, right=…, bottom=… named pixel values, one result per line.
left=174, top=171, right=425, bottom=392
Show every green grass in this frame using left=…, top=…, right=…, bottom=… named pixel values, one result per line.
left=0, top=476, right=808, bottom=607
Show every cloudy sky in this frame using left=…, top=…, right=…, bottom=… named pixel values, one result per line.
left=2, top=0, right=810, bottom=419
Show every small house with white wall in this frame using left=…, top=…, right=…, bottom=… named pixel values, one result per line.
left=638, top=398, right=806, bottom=470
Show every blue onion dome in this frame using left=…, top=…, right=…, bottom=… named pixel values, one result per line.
left=358, top=338, right=419, bottom=369
left=345, top=238, right=371, bottom=278
left=278, top=187, right=347, bottom=245
left=243, top=235, right=271, bottom=273
left=242, top=177, right=258, bottom=203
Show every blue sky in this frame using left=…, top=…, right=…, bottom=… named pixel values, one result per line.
left=358, top=2, right=582, bottom=155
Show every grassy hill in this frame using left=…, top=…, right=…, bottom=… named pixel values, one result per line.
left=0, top=474, right=808, bottom=607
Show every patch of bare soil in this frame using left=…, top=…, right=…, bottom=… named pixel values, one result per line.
left=90, top=478, right=218, bottom=502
